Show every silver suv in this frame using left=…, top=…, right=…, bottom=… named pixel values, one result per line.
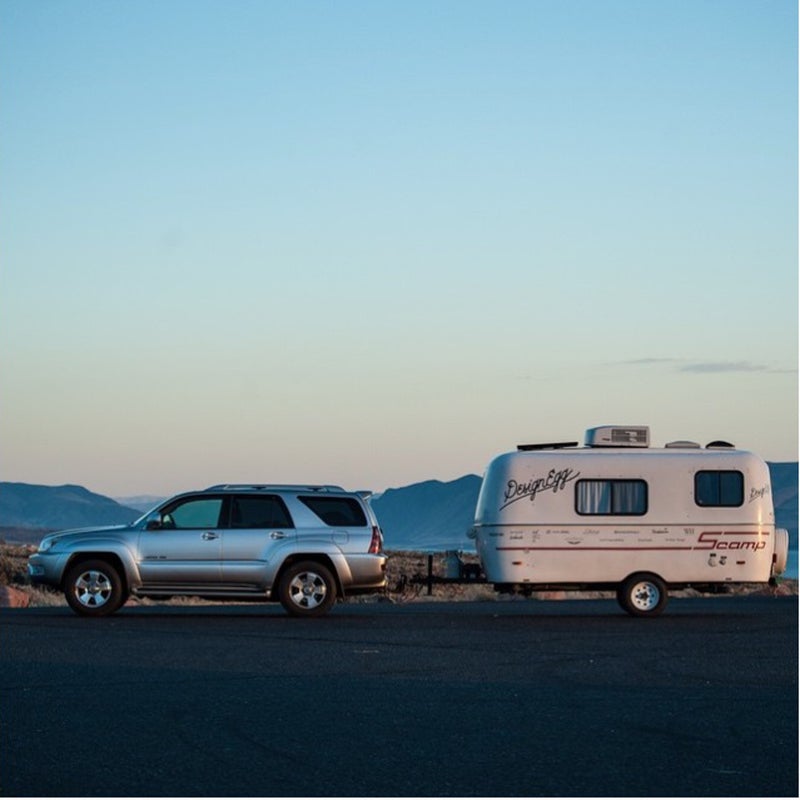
left=28, top=484, right=387, bottom=617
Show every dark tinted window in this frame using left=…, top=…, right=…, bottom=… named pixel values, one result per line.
left=695, top=471, right=744, bottom=507
left=230, top=496, right=294, bottom=528
left=299, top=496, right=367, bottom=527
left=576, top=480, right=648, bottom=516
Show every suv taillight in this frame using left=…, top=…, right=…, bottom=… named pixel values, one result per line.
left=368, top=525, right=383, bottom=554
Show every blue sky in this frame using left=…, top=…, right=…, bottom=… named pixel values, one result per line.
left=1, top=0, right=797, bottom=497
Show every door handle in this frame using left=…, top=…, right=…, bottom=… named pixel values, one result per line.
left=270, top=531, right=286, bottom=540
left=202, top=532, right=219, bottom=540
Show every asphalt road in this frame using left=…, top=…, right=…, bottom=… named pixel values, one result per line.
left=1, top=596, right=797, bottom=798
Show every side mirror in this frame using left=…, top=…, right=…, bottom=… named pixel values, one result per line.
left=145, top=512, right=163, bottom=531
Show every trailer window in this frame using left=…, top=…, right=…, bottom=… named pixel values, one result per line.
left=576, top=480, right=648, bottom=516
left=694, top=471, right=744, bottom=507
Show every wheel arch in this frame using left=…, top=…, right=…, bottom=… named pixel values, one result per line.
left=63, top=552, right=131, bottom=593
left=272, top=553, right=345, bottom=599
left=620, top=569, right=667, bottom=588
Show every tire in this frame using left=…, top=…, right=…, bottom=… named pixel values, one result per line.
left=617, top=573, right=668, bottom=617
left=277, top=561, right=337, bottom=617
left=64, top=559, right=127, bottom=617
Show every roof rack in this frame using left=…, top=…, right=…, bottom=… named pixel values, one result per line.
left=517, top=441, right=579, bottom=451
left=204, top=484, right=346, bottom=493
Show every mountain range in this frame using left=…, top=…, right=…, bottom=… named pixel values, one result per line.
left=0, top=483, right=141, bottom=535
left=0, top=463, right=797, bottom=551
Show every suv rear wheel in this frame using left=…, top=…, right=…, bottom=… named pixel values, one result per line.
left=278, top=561, right=337, bottom=617
left=64, top=559, right=127, bottom=616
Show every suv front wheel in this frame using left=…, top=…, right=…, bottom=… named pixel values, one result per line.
left=277, top=561, right=337, bottom=617
left=64, top=559, right=127, bottom=616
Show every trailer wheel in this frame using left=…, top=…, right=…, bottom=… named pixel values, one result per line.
left=618, top=573, right=668, bottom=617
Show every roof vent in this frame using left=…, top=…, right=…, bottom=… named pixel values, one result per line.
left=665, top=440, right=701, bottom=449
left=706, top=440, right=735, bottom=449
left=585, top=426, right=650, bottom=448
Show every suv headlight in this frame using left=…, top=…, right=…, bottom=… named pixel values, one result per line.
left=38, top=537, right=57, bottom=553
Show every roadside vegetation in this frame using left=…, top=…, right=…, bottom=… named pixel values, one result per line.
left=0, top=542, right=795, bottom=608
left=0, top=543, right=64, bottom=606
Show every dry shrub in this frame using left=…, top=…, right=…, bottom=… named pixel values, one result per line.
left=0, top=545, right=33, bottom=586
left=378, top=550, right=496, bottom=603
left=0, top=543, right=64, bottom=606
left=25, top=585, right=67, bottom=607
left=2, top=544, right=795, bottom=609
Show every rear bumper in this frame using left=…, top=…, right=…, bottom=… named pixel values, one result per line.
left=344, top=553, right=388, bottom=590
left=346, top=583, right=387, bottom=596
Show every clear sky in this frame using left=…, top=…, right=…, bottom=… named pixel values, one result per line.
left=1, top=0, right=797, bottom=498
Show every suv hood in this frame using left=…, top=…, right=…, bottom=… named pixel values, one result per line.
left=52, top=524, right=131, bottom=537
left=39, top=524, right=133, bottom=548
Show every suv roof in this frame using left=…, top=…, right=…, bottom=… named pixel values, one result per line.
left=204, top=484, right=347, bottom=493
left=202, top=484, right=375, bottom=499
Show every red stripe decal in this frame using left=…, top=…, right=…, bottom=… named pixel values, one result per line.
left=496, top=546, right=693, bottom=552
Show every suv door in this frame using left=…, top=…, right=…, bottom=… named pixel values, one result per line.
left=221, top=494, right=296, bottom=586
left=138, top=495, right=226, bottom=584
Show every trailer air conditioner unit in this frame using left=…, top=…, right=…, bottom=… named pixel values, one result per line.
left=585, top=425, right=650, bottom=448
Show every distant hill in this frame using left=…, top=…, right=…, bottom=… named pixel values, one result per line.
left=114, top=495, right=167, bottom=512
left=371, top=463, right=799, bottom=552
left=371, top=475, right=481, bottom=550
left=0, top=463, right=796, bottom=553
left=0, top=483, right=141, bottom=532
left=769, top=462, right=798, bottom=547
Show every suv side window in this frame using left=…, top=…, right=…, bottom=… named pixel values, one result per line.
left=230, top=495, right=294, bottom=528
left=299, top=496, right=367, bottom=527
left=163, top=497, right=224, bottom=529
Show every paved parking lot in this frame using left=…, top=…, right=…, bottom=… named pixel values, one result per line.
left=1, top=596, right=797, bottom=797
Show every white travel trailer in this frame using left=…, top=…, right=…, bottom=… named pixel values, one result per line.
left=471, top=425, right=789, bottom=616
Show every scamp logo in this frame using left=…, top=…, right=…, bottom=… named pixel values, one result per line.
left=696, top=532, right=767, bottom=551
left=501, top=468, right=580, bottom=510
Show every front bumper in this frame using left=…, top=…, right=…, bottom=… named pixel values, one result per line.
left=27, top=553, right=66, bottom=588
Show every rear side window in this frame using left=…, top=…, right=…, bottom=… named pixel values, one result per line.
left=230, top=496, right=294, bottom=528
left=576, top=480, right=648, bottom=516
left=299, top=496, right=367, bottom=527
left=695, top=471, right=744, bottom=507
